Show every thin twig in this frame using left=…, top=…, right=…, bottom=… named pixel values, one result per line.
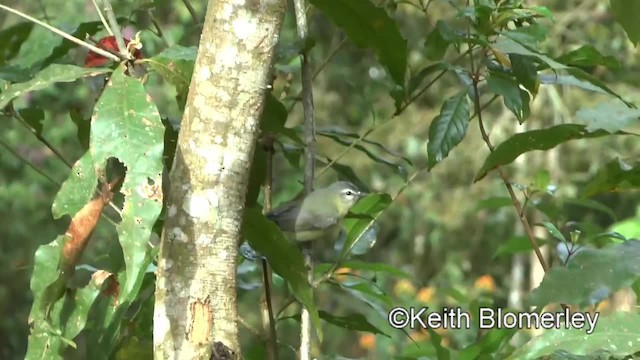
left=11, top=109, right=73, bottom=168
left=286, top=38, right=347, bottom=113
left=91, top=0, right=113, bottom=36
left=293, top=0, right=315, bottom=358
left=260, top=135, right=278, bottom=360
left=99, top=0, right=128, bottom=58
left=149, top=13, right=169, bottom=47
left=0, top=4, right=120, bottom=62
left=181, top=0, right=199, bottom=23
left=0, top=138, right=60, bottom=186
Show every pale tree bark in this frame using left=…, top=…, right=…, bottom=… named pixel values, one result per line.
left=153, top=1, right=285, bottom=359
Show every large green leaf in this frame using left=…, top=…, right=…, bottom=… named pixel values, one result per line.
left=474, top=124, right=626, bottom=182
left=528, top=240, right=640, bottom=308
left=555, top=45, right=621, bottom=69
left=610, top=0, right=640, bottom=45
left=41, top=21, right=114, bottom=67
left=338, top=193, right=392, bottom=262
left=315, top=260, right=412, bottom=279
left=576, top=100, right=640, bottom=133
left=0, top=64, right=111, bottom=109
left=243, top=207, right=323, bottom=341
left=309, top=0, right=407, bottom=86
left=37, top=66, right=164, bottom=357
left=582, top=159, right=640, bottom=197
left=147, top=46, right=197, bottom=110
left=508, top=312, right=640, bottom=360
left=427, top=92, right=470, bottom=169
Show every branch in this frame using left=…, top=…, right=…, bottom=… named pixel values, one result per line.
left=181, top=0, right=199, bottom=23
left=467, top=44, right=549, bottom=273
left=0, top=4, right=120, bottom=62
left=293, top=0, right=315, bottom=358
left=91, top=0, right=113, bottom=36
left=99, top=0, right=128, bottom=58
left=260, top=135, right=278, bottom=360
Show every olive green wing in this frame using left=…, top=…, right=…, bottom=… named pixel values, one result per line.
left=266, top=200, right=340, bottom=232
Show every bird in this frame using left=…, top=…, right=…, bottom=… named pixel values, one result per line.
left=266, top=181, right=367, bottom=243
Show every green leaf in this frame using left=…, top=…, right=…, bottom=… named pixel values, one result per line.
left=319, top=310, right=390, bottom=337
left=501, top=24, right=549, bottom=46
left=459, top=327, right=517, bottom=360
left=582, top=159, right=640, bottom=197
left=243, top=207, right=322, bottom=341
left=0, top=22, right=34, bottom=67
left=69, top=108, right=91, bottom=150
left=309, top=0, right=407, bottom=86
left=538, top=221, right=567, bottom=242
left=487, top=70, right=530, bottom=123
left=565, top=67, right=630, bottom=106
left=576, top=100, right=640, bottom=133
left=0, top=64, right=111, bottom=109
left=47, top=67, right=164, bottom=355
left=316, top=158, right=370, bottom=193
left=475, top=196, right=512, bottom=210
left=315, top=260, right=412, bottom=278
left=425, top=22, right=450, bottom=61
left=610, top=0, right=640, bottom=45
left=18, top=108, right=45, bottom=135
left=9, top=26, right=60, bottom=69
left=474, top=124, right=627, bottom=182
left=147, top=46, right=197, bottom=110
left=528, top=240, right=640, bottom=307
left=245, top=146, right=266, bottom=208
left=563, top=198, right=616, bottom=222
left=339, top=193, right=392, bottom=262
left=509, top=54, right=538, bottom=96
left=508, top=312, right=640, bottom=360
left=493, top=236, right=548, bottom=259
left=427, top=92, right=470, bottom=169
left=556, top=45, right=621, bottom=69
left=493, top=36, right=567, bottom=69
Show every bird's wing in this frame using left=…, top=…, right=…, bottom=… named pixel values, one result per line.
left=266, top=200, right=340, bottom=232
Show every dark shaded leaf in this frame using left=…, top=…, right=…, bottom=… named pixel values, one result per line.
left=582, top=159, right=640, bottom=197
left=509, top=54, right=538, bottom=96
left=459, top=327, right=517, bottom=360
left=427, top=92, right=470, bottom=169
left=563, top=198, right=616, bottom=221
left=501, top=24, right=548, bottom=46
left=41, top=21, right=118, bottom=67
left=508, top=312, right=640, bottom=360
left=18, top=108, right=44, bottom=135
left=309, top=0, right=407, bottom=86
left=528, top=240, right=640, bottom=307
left=474, top=124, right=630, bottom=182
left=0, top=22, right=34, bottom=67
left=262, top=94, right=302, bottom=144
left=425, top=22, right=449, bottom=61
left=69, top=108, right=90, bottom=150
left=243, top=208, right=322, bottom=341
left=487, top=70, right=530, bottom=123
left=319, top=310, right=390, bottom=337
left=610, top=0, right=640, bottom=46
left=0, top=64, right=111, bottom=109
left=493, top=236, right=548, bottom=259
left=245, top=146, right=266, bottom=208
left=475, top=197, right=512, bottom=210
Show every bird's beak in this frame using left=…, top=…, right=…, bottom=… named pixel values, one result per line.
left=357, top=190, right=368, bottom=198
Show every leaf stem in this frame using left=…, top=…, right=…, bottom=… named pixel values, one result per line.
left=91, top=0, right=113, bottom=36
left=99, top=0, right=128, bottom=59
left=0, top=4, right=120, bottom=62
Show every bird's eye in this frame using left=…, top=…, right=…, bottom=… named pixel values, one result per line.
left=344, top=190, right=354, bottom=197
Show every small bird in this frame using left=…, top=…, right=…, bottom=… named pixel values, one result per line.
left=266, top=181, right=367, bottom=243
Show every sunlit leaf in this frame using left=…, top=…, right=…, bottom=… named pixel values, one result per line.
left=309, top=0, right=407, bottom=86
left=427, top=92, right=470, bottom=169
left=243, top=208, right=323, bottom=341
left=576, top=100, right=640, bottom=133
left=0, top=64, right=111, bottom=109
left=508, top=312, right=640, bottom=360
left=339, top=193, right=392, bottom=262
left=528, top=240, right=640, bottom=307
left=555, top=45, right=621, bottom=69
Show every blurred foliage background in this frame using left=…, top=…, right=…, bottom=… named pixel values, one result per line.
left=1, top=0, right=639, bottom=358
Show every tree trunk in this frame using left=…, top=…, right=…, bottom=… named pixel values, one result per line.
left=153, top=1, right=285, bottom=359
